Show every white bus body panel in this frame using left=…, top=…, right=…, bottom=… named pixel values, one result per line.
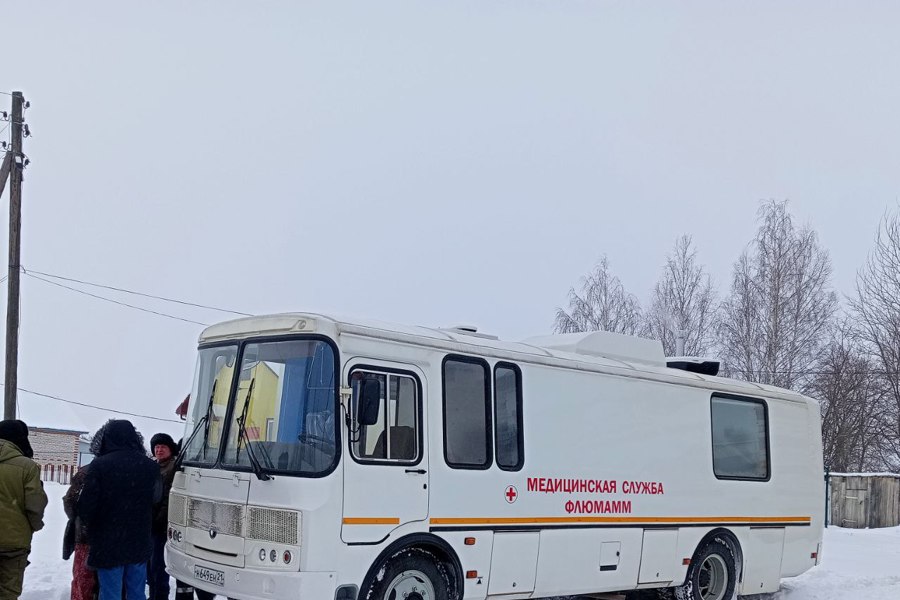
left=168, top=312, right=824, bottom=600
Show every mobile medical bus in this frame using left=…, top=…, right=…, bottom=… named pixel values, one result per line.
left=166, top=313, right=824, bottom=600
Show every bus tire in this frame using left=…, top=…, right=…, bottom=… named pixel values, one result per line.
left=675, top=539, right=737, bottom=600
left=364, top=546, right=452, bottom=600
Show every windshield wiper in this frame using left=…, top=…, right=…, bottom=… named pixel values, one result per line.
left=175, top=380, right=217, bottom=470
left=235, top=378, right=272, bottom=481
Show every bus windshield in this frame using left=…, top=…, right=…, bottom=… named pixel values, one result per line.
left=182, top=344, right=239, bottom=466
left=220, top=339, right=338, bottom=476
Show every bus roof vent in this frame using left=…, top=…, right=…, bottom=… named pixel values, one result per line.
left=523, top=331, right=665, bottom=366
left=666, top=357, right=720, bottom=376
left=439, top=324, right=500, bottom=340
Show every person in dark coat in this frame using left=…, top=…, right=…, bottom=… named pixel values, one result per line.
left=63, top=466, right=97, bottom=600
left=0, top=420, right=47, bottom=600
left=147, top=433, right=178, bottom=600
left=77, top=420, right=161, bottom=600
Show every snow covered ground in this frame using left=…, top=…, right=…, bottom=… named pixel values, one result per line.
left=769, top=525, right=900, bottom=600
left=21, top=483, right=900, bottom=600
left=23, top=483, right=80, bottom=600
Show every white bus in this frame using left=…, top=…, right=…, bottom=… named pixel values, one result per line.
left=166, top=312, right=824, bottom=600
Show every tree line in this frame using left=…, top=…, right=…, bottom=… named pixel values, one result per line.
left=554, top=201, right=900, bottom=473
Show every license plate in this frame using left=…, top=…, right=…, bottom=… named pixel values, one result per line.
left=193, top=565, right=225, bottom=587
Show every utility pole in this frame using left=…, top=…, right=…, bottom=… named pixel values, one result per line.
left=662, top=310, right=687, bottom=357
left=3, top=91, right=25, bottom=420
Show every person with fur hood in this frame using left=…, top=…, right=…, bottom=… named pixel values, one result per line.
left=0, top=420, right=47, bottom=600
left=77, top=420, right=161, bottom=600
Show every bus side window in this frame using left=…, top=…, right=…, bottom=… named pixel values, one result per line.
left=443, top=356, right=492, bottom=469
left=710, top=394, right=770, bottom=481
left=351, top=370, right=421, bottom=464
left=494, top=363, right=524, bottom=471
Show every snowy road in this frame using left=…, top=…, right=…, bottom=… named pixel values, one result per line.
left=23, top=483, right=900, bottom=600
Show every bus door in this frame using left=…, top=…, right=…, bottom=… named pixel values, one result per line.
left=341, top=362, right=429, bottom=543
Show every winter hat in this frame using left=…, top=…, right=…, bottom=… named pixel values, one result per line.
left=150, top=432, right=179, bottom=457
left=0, top=419, right=34, bottom=458
left=90, top=419, right=146, bottom=456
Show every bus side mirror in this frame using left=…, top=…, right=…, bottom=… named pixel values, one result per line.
left=358, top=380, right=381, bottom=426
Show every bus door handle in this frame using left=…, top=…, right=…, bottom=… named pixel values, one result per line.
left=405, top=469, right=427, bottom=475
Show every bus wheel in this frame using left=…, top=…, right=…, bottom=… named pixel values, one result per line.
left=365, top=547, right=452, bottom=600
left=675, top=539, right=736, bottom=600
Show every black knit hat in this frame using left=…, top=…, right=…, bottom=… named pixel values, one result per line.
left=0, top=419, right=34, bottom=458
left=150, top=432, right=179, bottom=456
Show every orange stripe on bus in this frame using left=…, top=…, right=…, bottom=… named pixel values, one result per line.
left=343, top=517, right=401, bottom=525
left=429, top=516, right=811, bottom=525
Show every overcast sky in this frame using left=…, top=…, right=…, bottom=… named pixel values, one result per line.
left=2, top=1, right=899, bottom=439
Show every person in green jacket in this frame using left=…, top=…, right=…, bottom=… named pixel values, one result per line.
left=0, top=420, right=48, bottom=600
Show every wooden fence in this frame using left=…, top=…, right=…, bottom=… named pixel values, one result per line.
left=39, top=463, right=74, bottom=486
left=827, top=473, right=900, bottom=529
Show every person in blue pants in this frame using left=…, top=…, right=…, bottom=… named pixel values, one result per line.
left=77, top=420, right=161, bottom=600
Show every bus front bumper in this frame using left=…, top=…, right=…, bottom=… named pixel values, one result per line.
left=166, top=545, right=337, bottom=600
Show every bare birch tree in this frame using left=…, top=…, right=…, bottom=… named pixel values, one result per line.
left=644, top=235, right=718, bottom=356
left=718, top=201, right=838, bottom=389
left=807, top=321, right=882, bottom=471
left=554, top=256, right=642, bottom=334
left=851, top=210, right=900, bottom=469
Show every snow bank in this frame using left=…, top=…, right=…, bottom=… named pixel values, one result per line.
left=772, top=525, right=900, bottom=600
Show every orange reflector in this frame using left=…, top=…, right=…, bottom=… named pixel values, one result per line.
left=464, top=537, right=476, bottom=546
left=811, top=552, right=817, bottom=559
left=466, top=570, right=478, bottom=579
left=683, top=558, right=691, bottom=566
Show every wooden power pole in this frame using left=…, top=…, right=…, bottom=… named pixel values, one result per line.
left=3, top=91, right=25, bottom=420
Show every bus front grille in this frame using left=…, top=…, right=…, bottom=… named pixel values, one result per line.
left=246, top=507, right=300, bottom=545
left=187, top=498, right=245, bottom=537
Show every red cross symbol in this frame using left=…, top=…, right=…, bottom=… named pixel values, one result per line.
left=505, top=485, right=518, bottom=503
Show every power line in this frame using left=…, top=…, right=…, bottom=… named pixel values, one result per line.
left=23, top=267, right=252, bottom=317
left=3, top=384, right=183, bottom=424
left=24, top=272, right=210, bottom=326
